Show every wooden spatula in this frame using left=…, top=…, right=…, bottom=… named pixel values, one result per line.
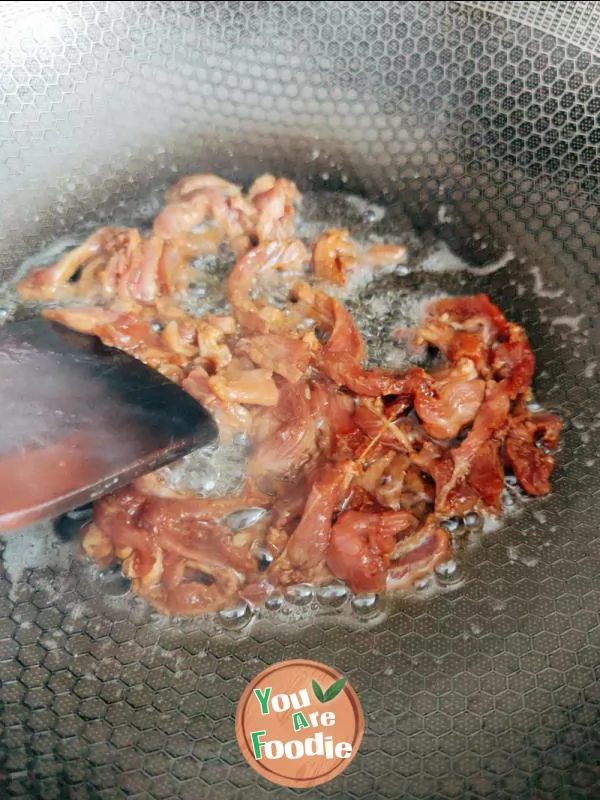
left=0, top=316, right=217, bottom=531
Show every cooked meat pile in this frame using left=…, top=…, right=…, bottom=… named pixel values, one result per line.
left=17, top=174, right=562, bottom=616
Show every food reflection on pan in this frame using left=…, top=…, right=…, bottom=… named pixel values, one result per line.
left=17, top=173, right=561, bottom=616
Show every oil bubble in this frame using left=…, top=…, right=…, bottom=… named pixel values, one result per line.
left=255, top=547, right=274, bottom=572
left=463, top=512, right=481, bottom=529
left=218, top=602, right=254, bottom=629
left=441, top=517, right=461, bottom=533
left=414, top=576, right=432, bottom=592
left=264, top=593, right=283, bottom=611
left=284, top=584, right=314, bottom=606
left=315, top=583, right=350, bottom=608
left=225, top=507, right=267, bottom=531
left=351, top=593, right=383, bottom=617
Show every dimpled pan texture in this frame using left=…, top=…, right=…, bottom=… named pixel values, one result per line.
left=0, top=2, right=598, bottom=798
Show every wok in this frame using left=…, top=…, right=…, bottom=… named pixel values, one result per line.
left=0, top=2, right=598, bottom=798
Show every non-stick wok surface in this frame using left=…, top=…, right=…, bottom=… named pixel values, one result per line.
left=0, top=2, right=599, bottom=798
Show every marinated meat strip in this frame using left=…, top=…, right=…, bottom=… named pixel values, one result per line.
left=17, top=173, right=561, bottom=615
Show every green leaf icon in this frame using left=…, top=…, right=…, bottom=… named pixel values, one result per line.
left=312, top=679, right=325, bottom=703
left=323, top=677, right=346, bottom=702
left=312, top=676, right=347, bottom=703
